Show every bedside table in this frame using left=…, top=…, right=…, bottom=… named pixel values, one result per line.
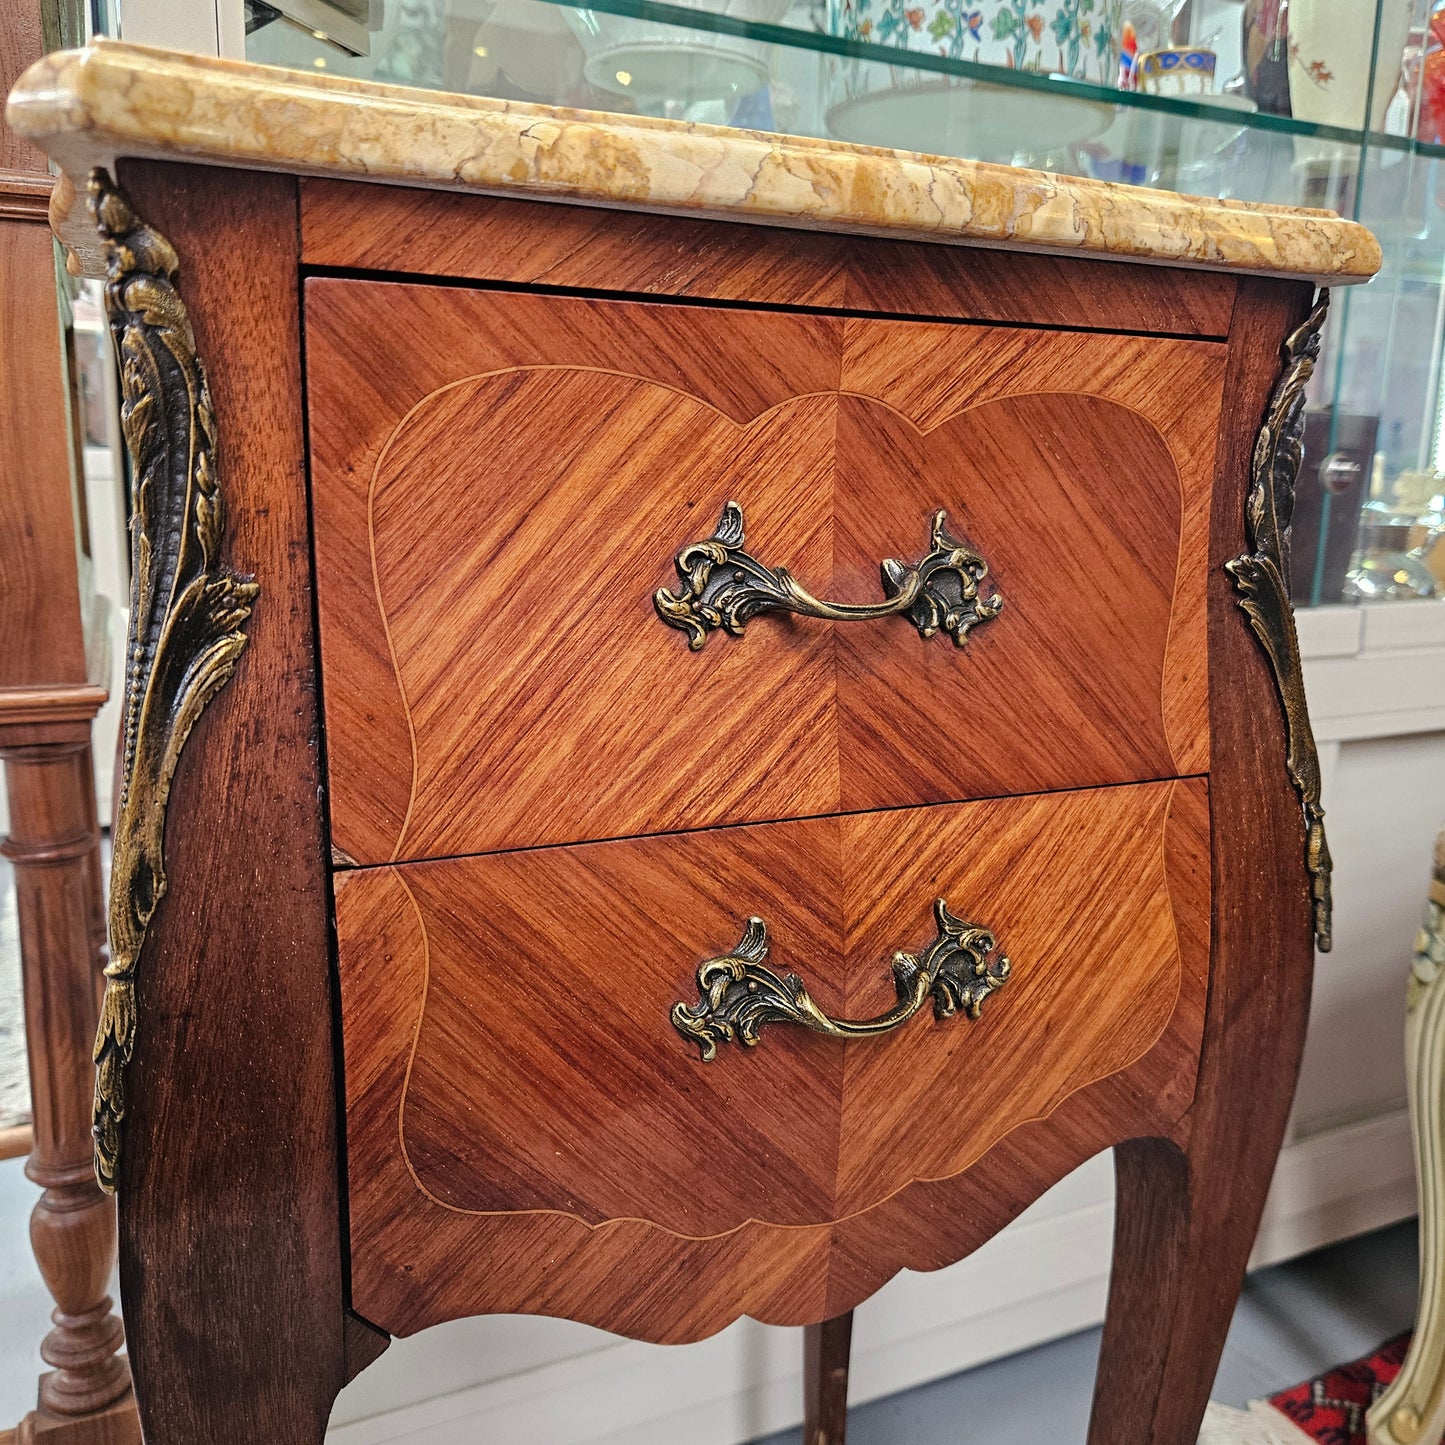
left=7, top=39, right=1377, bottom=1445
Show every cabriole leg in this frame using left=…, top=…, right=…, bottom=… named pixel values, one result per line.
left=1085, top=278, right=1325, bottom=1445
left=1087, top=992, right=1311, bottom=1445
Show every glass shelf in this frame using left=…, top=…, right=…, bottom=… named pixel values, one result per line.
left=247, top=0, right=1408, bottom=205
left=208, top=0, right=1445, bottom=603
left=457, top=0, right=1424, bottom=147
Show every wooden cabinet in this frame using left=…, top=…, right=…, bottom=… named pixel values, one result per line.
left=6, top=39, right=1377, bottom=1445
left=129, top=186, right=1320, bottom=1442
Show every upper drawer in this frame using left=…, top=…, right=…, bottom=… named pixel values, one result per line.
left=306, top=281, right=1223, bottom=864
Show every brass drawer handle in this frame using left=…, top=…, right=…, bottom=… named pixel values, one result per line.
left=672, top=898, right=1010, bottom=1061
left=654, top=502, right=1002, bottom=651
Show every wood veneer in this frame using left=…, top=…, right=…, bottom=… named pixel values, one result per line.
left=307, top=282, right=1220, bottom=864
left=339, top=778, right=1209, bottom=1341
left=298, top=180, right=1239, bottom=337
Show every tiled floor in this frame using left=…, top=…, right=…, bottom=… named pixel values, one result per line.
left=747, top=1221, right=1422, bottom=1445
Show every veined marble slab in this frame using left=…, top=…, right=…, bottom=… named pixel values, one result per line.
left=8, top=39, right=1380, bottom=284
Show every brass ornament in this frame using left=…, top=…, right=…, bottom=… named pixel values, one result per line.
left=90, top=169, right=258, bottom=1193
left=655, top=502, right=1002, bottom=651
left=672, top=897, right=1010, bottom=1060
left=1225, top=293, right=1334, bottom=953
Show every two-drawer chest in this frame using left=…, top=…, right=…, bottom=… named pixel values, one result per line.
left=7, top=39, right=1380, bottom=1445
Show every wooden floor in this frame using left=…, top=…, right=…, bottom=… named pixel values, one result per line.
left=748, top=1220, right=1422, bottom=1445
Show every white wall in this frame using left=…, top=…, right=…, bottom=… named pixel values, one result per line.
left=0, top=601, right=1439, bottom=1439
left=0, top=1158, right=61, bottom=1426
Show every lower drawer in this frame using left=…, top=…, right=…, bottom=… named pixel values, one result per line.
left=338, top=778, right=1209, bottom=1342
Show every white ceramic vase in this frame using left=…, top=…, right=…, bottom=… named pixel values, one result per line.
left=1287, top=0, right=1412, bottom=134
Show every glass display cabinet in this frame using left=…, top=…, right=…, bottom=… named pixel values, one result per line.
left=180, top=0, right=1444, bottom=608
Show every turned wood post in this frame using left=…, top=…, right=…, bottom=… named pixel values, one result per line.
left=1, top=10, right=139, bottom=1442
left=1, top=730, right=132, bottom=1437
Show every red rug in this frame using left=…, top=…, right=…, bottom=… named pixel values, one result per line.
left=1266, top=1333, right=1414, bottom=1444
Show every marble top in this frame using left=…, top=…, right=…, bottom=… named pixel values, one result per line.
left=8, top=39, right=1380, bottom=284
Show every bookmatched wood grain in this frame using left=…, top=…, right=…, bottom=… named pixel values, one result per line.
left=306, top=282, right=1222, bottom=865
left=298, top=180, right=1238, bottom=337
left=339, top=778, right=1208, bottom=1342
left=110, top=162, right=350, bottom=1444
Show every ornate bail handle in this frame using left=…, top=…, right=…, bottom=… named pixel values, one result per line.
left=672, top=898, right=1011, bottom=1061
left=654, top=502, right=1003, bottom=651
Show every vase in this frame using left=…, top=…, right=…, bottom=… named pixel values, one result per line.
left=1287, top=0, right=1413, bottom=134
left=825, top=0, right=1122, bottom=158
left=829, top=0, right=1123, bottom=81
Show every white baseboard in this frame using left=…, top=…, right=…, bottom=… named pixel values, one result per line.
left=326, top=1110, right=1419, bottom=1445
left=1252, top=1109, right=1419, bottom=1269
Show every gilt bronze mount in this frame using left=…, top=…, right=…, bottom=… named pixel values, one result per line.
left=1225, top=292, right=1334, bottom=952
left=90, top=170, right=258, bottom=1192
left=672, top=898, right=1010, bottom=1061
left=654, top=502, right=1002, bottom=651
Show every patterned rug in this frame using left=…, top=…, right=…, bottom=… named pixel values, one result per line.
left=1265, top=1334, right=1413, bottom=1445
